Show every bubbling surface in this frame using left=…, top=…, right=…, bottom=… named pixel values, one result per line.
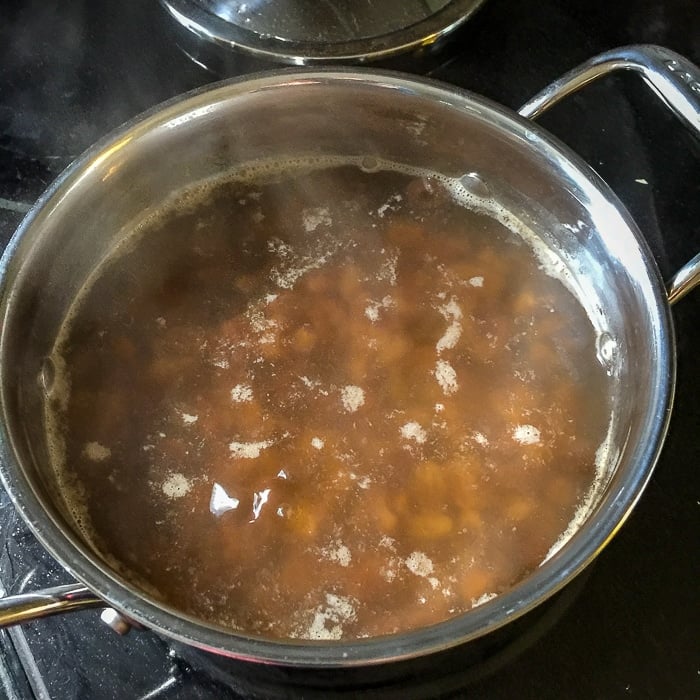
left=45, top=160, right=612, bottom=640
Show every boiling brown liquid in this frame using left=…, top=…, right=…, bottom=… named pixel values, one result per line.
left=49, top=163, right=610, bottom=640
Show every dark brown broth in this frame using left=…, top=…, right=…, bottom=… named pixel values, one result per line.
left=48, top=164, right=610, bottom=640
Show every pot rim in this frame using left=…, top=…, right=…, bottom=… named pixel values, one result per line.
left=0, top=67, right=676, bottom=666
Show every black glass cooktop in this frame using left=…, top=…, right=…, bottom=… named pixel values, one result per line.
left=1, top=0, right=699, bottom=698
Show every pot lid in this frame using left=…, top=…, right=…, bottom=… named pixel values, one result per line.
left=160, top=0, right=487, bottom=64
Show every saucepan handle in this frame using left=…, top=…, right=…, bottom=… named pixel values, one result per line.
left=0, top=583, right=103, bottom=627
left=518, top=44, right=700, bottom=306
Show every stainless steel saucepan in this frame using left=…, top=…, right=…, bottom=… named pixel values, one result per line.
left=0, top=45, right=698, bottom=666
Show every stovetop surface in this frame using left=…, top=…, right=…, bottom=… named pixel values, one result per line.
left=1, top=0, right=699, bottom=698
